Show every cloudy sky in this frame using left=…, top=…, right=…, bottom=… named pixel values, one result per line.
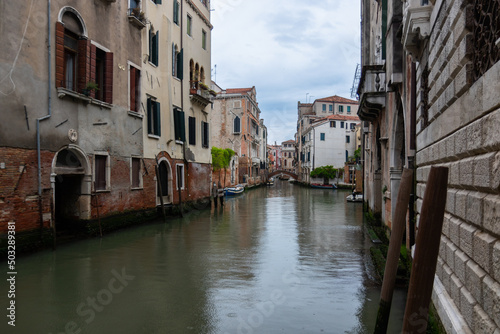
left=210, top=0, right=361, bottom=144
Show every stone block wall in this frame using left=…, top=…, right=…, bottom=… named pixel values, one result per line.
left=415, top=0, right=500, bottom=331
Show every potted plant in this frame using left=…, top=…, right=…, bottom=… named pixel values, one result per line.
left=199, top=82, right=209, bottom=90
left=82, top=81, right=99, bottom=96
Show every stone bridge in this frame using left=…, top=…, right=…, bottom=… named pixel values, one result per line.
left=268, top=170, right=298, bottom=180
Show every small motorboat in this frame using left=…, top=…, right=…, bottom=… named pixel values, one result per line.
left=225, top=185, right=244, bottom=196
left=311, top=183, right=337, bottom=189
left=346, top=193, right=363, bottom=202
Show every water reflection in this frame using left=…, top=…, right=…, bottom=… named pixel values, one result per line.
left=1, top=180, right=404, bottom=334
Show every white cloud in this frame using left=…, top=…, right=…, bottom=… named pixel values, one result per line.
left=211, top=0, right=360, bottom=144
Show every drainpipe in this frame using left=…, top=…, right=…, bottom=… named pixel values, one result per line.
left=180, top=0, right=187, bottom=212
left=37, top=0, right=52, bottom=237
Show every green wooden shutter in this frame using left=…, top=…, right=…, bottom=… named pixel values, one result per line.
left=147, top=98, right=152, bottom=134
left=177, top=49, right=183, bottom=80
left=155, top=101, right=161, bottom=136
left=148, top=29, right=152, bottom=63
left=179, top=109, right=186, bottom=142
left=153, top=31, right=159, bottom=66
left=189, top=116, right=196, bottom=145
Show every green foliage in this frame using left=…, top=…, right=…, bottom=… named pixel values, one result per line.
left=211, top=147, right=236, bottom=171
left=354, top=147, right=361, bottom=160
left=310, top=165, right=339, bottom=179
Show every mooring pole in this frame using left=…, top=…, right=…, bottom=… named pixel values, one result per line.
left=374, top=168, right=413, bottom=333
left=154, top=155, right=166, bottom=221
left=402, top=166, right=448, bottom=333
left=213, top=182, right=218, bottom=209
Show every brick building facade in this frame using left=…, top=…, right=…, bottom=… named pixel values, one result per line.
left=0, top=1, right=213, bottom=245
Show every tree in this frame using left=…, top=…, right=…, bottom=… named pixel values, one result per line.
left=211, top=147, right=236, bottom=186
left=310, top=165, right=340, bottom=184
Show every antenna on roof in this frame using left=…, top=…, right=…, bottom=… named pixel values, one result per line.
left=212, top=64, right=217, bottom=82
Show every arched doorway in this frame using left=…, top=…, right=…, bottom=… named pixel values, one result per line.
left=51, top=145, right=91, bottom=231
left=156, top=158, right=173, bottom=205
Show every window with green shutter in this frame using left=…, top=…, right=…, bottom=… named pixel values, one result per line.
left=173, top=1, right=180, bottom=25
left=201, top=121, right=209, bottom=148
left=188, top=116, right=196, bottom=145
left=173, top=107, right=186, bottom=142
left=147, top=97, right=161, bottom=136
left=149, top=29, right=159, bottom=66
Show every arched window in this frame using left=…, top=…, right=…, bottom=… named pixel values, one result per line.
left=56, top=7, right=113, bottom=103
left=56, top=8, right=87, bottom=91
left=233, top=116, right=241, bottom=134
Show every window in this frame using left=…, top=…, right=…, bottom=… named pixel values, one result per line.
left=201, top=121, right=209, bottom=148
left=307, top=152, right=310, bottom=162
left=202, top=30, right=207, bottom=50
left=94, top=154, right=109, bottom=191
left=131, top=157, right=142, bottom=188
left=350, top=123, right=356, bottom=130
left=330, top=121, right=336, bottom=128
left=173, top=1, right=180, bottom=25
left=63, top=30, right=78, bottom=91
left=341, top=121, right=345, bottom=128
left=149, top=29, right=159, bottom=66
left=176, top=164, right=184, bottom=190
left=234, top=116, right=241, bottom=133
left=147, top=97, right=161, bottom=136
left=188, top=116, right=196, bottom=145
left=187, top=15, right=192, bottom=36
left=284, top=160, right=287, bottom=167
left=322, top=104, right=326, bottom=112
left=172, top=44, right=183, bottom=79
left=347, top=106, right=351, bottom=113
left=329, top=105, right=333, bottom=112
left=320, top=133, right=325, bottom=141
left=129, top=0, right=140, bottom=8
left=346, top=135, right=350, bottom=143
left=129, top=65, right=140, bottom=112
left=151, top=0, right=162, bottom=4
left=339, top=105, right=344, bottom=113
left=173, top=107, right=186, bottom=142
left=56, top=10, right=113, bottom=104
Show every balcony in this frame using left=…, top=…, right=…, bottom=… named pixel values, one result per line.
left=190, top=81, right=214, bottom=108
left=357, top=65, right=386, bottom=122
left=127, top=8, right=146, bottom=29
left=402, top=0, right=432, bottom=56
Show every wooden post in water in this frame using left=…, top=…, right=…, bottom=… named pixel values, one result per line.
left=374, top=168, right=413, bottom=333
left=154, top=156, right=166, bottom=221
left=402, top=166, right=448, bottom=333
left=212, top=182, right=218, bottom=209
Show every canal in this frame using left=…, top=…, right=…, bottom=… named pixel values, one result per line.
left=2, top=181, right=406, bottom=333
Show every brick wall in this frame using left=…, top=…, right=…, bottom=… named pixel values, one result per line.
left=0, top=148, right=53, bottom=233
left=415, top=0, right=500, bottom=331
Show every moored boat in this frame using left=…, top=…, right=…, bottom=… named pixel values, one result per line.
left=311, top=183, right=337, bottom=189
left=225, top=185, right=244, bottom=196
left=346, top=193, right=363, bottom=202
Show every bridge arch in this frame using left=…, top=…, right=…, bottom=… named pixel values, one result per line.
left=268, top=170, right=298, bottom=180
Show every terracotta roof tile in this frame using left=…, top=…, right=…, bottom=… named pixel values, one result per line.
left=315, top=95, right=358, bottom=104
left=226, top=88, right=253, bottom=94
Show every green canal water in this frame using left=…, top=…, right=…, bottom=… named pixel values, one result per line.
left=1, top=181, right=406, bottom=333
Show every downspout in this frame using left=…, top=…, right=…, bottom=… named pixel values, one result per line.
left=37, top=0, right=52, bottom=236
left=180, top=0, right=187, bottom=212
